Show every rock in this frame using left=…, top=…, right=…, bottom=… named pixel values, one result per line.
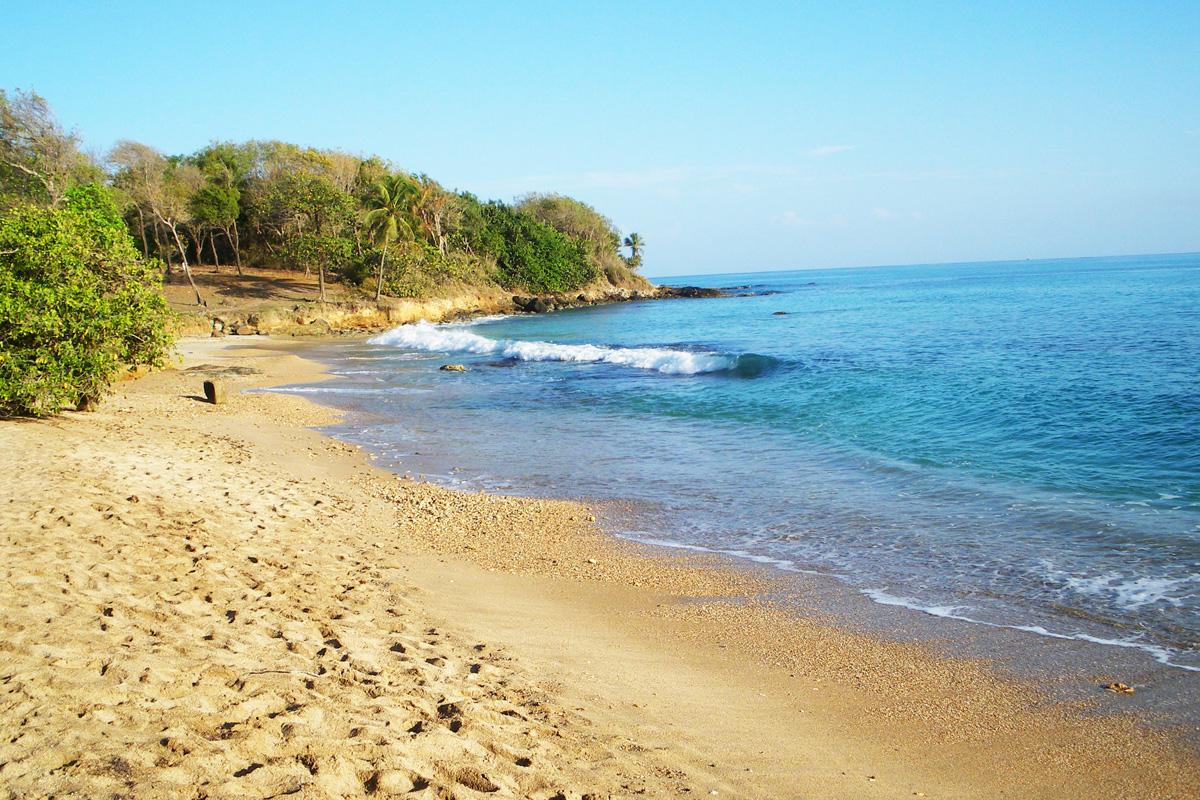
left=772, top=311, right=789, bottom=316
left=512, top=295, right=552, bottom=314
left=1104, top=682, right=1135, bottom=694
left=439, top=364, right=467, bottom=372
left=203, top=380, right=226, bottom=405
left=658, top=285, right=724, bottom=299
left=235, top=325, right=256, bottom=336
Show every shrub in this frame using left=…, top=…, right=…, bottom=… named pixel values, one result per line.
left=0, top=184, right=174, bottom=416
left=472, top=202, right=596, bottom=293
left=382, top=241, right=496, bottom=298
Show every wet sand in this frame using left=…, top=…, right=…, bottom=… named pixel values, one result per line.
left=1, top=336, right=1197, bottom=799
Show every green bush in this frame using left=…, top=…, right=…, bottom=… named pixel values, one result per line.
left=382, top=241, right=496, bottom=298
left=469, top=202, right=596, bottom=293
left=0, top=184, right=174, bottom=416
left=331, top=245, right=376, bottom=288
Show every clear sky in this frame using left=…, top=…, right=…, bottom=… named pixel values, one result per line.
left=3, top=1, right=1197, bottom=276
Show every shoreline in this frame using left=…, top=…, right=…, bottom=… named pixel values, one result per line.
left=291, top=328, right=1200, bottom=720
left=2, top=336, right=1198, bottom=798
left=166, top=263, right=719, bottom=339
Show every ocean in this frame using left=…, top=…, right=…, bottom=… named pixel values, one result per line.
left=282, top=253, right=1200, bottom=672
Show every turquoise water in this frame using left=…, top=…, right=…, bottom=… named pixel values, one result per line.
left=291, top=253, right=1200, bottom=670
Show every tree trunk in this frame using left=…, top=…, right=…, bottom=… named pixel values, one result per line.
left=152, top=222, right=166, bottom=268
left=166, top=220, right=205, bottom=306
left=318, top=265, right=326, bottom=302
left=135, top=206, right=149, bottom=256
left=434, top=210, right=446, bottom=256
left=209, top=230, right=221, bottom=271
left=191, top=227, right=204, bottom=267
left=375, top=237, right=388, bottom=302
left=230, top=222, right=243, bottom=276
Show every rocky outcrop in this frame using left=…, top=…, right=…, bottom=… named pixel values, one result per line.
left=187, top=280, right=728, bottom=339
left=656, top=285, right=724, bottom=299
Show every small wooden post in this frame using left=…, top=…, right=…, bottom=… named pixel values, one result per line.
left=203, top=380, right=225, bottom=405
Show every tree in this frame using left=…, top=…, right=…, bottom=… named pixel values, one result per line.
left=410, top=174, right=453, bottom=256
left=109, top=142, right=206, bottom=305
left=277, top=174, right=355, bottom=299
left=0, top=185, right=173, bottom=416
left=286, top=233, right=351, bottom=302
left=623, top=232, right=645, bottom=268
left=516, top=193, right=628, bottom=281
left=472, top=201, right=596, bottom=293
left=0, top=89, right=97, bottom=208
left=190, top=179, right=241, bottom=274
left=362, top=175, right=415, bottom=301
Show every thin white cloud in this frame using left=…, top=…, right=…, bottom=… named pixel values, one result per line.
left=807, top=144, right=855, bottom=158
left=579, top=167, right=693, bottom=188
left=777, top=210, right=814, bottom=227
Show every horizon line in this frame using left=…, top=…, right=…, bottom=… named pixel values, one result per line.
left=646, top=250, right=1200, bottom=280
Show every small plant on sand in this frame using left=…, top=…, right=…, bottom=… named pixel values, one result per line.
left=0, top=184, right=174, bottom=416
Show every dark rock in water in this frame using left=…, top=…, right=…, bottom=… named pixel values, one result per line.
left=659, top=285, right=724, bottom=299
left=512, top=295, right=552, bottom=313
left=720, top=284, right=752, bottom=290
left=772, top=311, right=789, bottom=316
left=439, top=364, right=467, bottom=372
left=203, top=380, right=225, bottom=405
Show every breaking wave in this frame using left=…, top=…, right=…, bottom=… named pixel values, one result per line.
left=369, top=322, right=775, bottom=376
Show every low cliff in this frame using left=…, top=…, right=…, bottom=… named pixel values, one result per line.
left=167, top=268, right=721, bottom=338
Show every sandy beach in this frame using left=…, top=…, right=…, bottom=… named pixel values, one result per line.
left=2, top=336, right=1198, bottom=799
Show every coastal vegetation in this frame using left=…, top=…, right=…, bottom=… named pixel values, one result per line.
left=0, top=87, right=650, bottom=415
left=0, top=184, right=172, bottom=416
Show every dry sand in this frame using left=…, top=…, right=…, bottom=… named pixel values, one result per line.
left=2, top=336, right=1198, bottom=799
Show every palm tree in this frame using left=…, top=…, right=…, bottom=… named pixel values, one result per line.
left=623, top=232, right=645, bottom=264
left=363, top=175, right=414, bottom=301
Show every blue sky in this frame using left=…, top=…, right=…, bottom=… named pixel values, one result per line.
left=3, top=1, right=1197, bottom=275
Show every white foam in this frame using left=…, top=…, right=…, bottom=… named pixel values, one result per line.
left=1038, top=560, right=1200, bottom=611
left=616, top=533, right=835, bottom=578
left=860, top=588, right=1200, bottom=672
left=368, top=321, right=734, bottom=375
left=460, top=314, right=509, bottom=326
left=614, top=538, right=1200, bottom=673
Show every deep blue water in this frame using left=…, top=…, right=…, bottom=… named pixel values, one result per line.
left=284, top=253, right=1200, bottom=670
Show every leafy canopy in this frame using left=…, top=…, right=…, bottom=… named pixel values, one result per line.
left=0, top=184, right=173, bottom=416
left=470, top=200, right=596, bottom=293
